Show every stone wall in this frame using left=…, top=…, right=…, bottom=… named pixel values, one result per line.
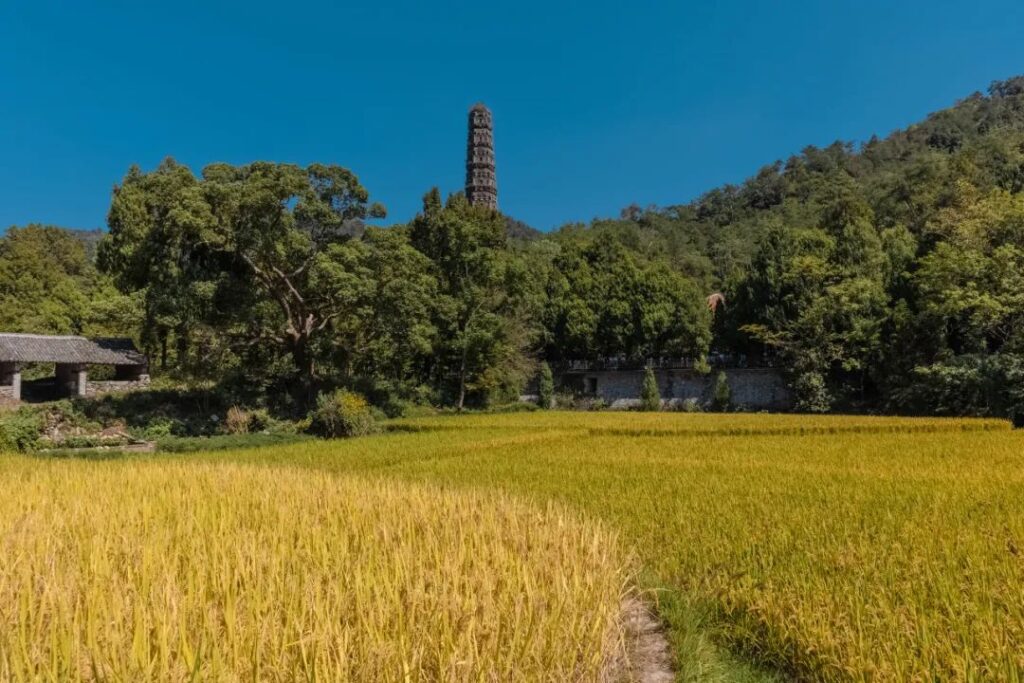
left=84, top=375, right=151, bottom=398
left=0, top=384, right=15, bottom=401
left=559, top=368, right=792, bottom=411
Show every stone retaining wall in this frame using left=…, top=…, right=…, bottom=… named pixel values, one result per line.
left=84, top=375, right=151, bottom=398
left=559, top=368, right=792, bottom=411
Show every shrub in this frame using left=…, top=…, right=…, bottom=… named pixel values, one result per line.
left=676, top=398, right=702, bottom=413
left=639, top=367, right=661, bottom=411
left=538, top=362, right=554, bottom=410
left=309, top=390, right=379, bottom=438
left=793, top=372, right=832, bottom=413
left=225, top=406, right=251, bottom=435
left=0, top=408, right=44, bottom=452
left=554, top=392, right=575, bottom=410
left=711, top=371, right=731, bottom=412
left=247, top=408, right=273, bottom=432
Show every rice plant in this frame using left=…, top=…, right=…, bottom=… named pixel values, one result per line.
left=0, top=458, right=629, bottom=682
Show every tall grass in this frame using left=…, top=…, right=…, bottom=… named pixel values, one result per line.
left=0, top=458, right=629, bottom=682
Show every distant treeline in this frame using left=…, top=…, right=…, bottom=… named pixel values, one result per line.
left=4, top=77, right=1024, bottom=418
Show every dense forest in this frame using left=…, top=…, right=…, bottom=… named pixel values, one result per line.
left=4, top=77, right=1024, bottom=418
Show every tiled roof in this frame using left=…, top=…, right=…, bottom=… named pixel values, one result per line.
left=0, top=334, right=146, bottom=366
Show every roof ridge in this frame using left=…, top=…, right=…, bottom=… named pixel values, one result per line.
left=0, top=332, right=88, bottom=340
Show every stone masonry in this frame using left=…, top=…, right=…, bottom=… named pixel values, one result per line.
left=558, top=367, right=793, bottom=411
left=466, top=103, right=497, bottom=209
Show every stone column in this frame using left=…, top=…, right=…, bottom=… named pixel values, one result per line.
left=1, top=362, right=21, bottom=401
left=55, top=363, right=87, bottom=398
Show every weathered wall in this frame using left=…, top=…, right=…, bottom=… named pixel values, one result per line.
left=0, top=363, right=22, bottom=402
left=84, top=375, right=151, bottom=398
left=559, top=368, right=792, bottom=411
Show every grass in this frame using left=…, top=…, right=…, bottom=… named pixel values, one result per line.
left=154, top=432, right=314, bottom=453
left=0, top=457, right=629, bottom=681
left=3, top=411, right=1023, bottom=680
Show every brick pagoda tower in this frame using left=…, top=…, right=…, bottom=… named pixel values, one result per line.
left=465, top=103, right=497, bottom=209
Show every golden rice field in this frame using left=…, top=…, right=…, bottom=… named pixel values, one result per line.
left=0, top=459, right=628, bottom=682
left=3, top=412, right=1024, bottom=681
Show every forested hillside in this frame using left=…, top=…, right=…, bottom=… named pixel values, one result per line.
left=549, top=76, right=1024, bottom=415
left=3, top=77, right=1023, bottom=418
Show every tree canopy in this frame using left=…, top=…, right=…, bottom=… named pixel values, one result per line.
left=5, top=76, right=1024, bottom=417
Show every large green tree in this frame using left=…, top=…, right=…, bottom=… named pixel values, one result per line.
left=410, top=190, right=537, bottom=408
left=102, top=159, right=391, bottom=389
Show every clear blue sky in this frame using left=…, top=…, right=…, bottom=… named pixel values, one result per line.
left=2, top=1, right=1022, bottom=232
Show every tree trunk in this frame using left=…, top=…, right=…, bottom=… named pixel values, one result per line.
left=291, top=334, right=317, bottom=406
left=159, top=330, right=168, bottom=371
left=456, top=344, right=468, bottom=411
left=175, top=324, right=189, bottom=370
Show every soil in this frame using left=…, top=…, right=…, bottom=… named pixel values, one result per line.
left=612, top=596, right=675, bottom=682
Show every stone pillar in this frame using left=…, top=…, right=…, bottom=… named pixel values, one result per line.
left=1, top=362, right=21, bottom=401
left=55, top=363, right=87, bottom=398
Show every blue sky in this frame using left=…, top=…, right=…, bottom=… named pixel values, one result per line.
left=2, top=1, right=1023, bottom=232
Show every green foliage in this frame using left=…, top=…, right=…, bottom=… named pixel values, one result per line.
left=7, top=77, right=1024, bottom=418
left=410, top=190, right=539, bottom=408
left=677, top=397, right=702, bottom=413
left=0, top=408, right=44, bottom=452
left=156, top=432, right=313, bottom=453
left=793, top=372, right=832, bottom=413
left=0, top=225, right=140, bottom=337
left=101, top=159, right=390, bottom=386
left=890, top=353, right=1024, bottom=417
left=537, top=362, right=554, bottom=409
left=639, top=367, right=661, bottom=411
left=309, top=390, right=379, bottom=438
left=711, top=371, right=731, bottom=412
left=541, top=232, right=711, bottom=363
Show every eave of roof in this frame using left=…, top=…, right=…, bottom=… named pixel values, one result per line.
left=0, top=334, right=146, bottom=366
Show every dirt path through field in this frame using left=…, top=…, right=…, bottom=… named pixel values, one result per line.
left=616, top=596, right=675, bottom=682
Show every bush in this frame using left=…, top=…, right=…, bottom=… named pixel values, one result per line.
left=554, top=391, right=575, bottom=410
left=247, top=408, right=273, bottom=432
left=0, top=408, right=44, bottom=452
left=711, top=371, right=731, bottom=412
left=225, top=406, right=251, bottom=434
left=890, top=353, right=1024, bottom=419
left=676, top=398, right=702, bottom=413
left=793, top=372, right=832, bottom=413
left=309, top=390, right=379, bottom=438
left=538, top=362, right=554, bottom=410
left=639, top=367, right=661, bottom=411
